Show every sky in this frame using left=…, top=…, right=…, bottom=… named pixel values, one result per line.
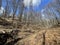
left=24, top=0, right=41, bottom=7
left=2, top=0, right=52, bottom=10
left=24, top=0, right=52, bottom=11
left=1, top=0, right=52, bottom=14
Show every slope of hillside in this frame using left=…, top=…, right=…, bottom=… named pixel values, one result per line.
left=16, top=27, right=60, bottom=45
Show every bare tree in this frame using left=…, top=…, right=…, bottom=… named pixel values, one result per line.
left=4, top=0, right=10, bottom=18
left=11, top=0, right=18, bottom=21
left=0, top=0, right=2, bottom=9
left=18, top=0, right=24, bottom=22
left=27, top=0, right=35, bottom=26
left=11, top=0, right=22, bottom=23
left=11, top=0, right=24, bottom=28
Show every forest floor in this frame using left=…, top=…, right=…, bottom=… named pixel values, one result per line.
left=16, top=25, right=60, bottom=45
left=0, top=18, right=60, bottom=45
left=0, top=24, right=60, bottom=45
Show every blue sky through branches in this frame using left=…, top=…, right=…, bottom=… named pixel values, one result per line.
left=1, top=0, right=52, bottom=15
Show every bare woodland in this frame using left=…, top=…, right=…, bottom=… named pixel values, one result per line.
left=0, top=0, right=60, bottom=45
